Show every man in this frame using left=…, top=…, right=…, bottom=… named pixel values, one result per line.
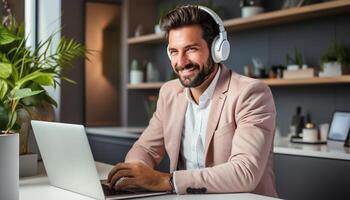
left=108, top=5, right=277, bottom=197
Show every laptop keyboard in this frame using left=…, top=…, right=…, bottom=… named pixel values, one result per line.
left=101, top=183, right=137, bottom=195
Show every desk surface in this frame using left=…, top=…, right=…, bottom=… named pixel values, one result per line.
left=274, top=137, right=350, bottom=160
left=86, top=127, right=350, bottom=161
left=20, top=162, right=278, bottom=200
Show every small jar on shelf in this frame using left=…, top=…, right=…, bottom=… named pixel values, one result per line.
left=130, top=59, right=144, bottom=84
left=240, top=0, right=264, bottom=18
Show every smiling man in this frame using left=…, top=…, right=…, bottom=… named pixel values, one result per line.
left=108, top=5, right=277, bottom=197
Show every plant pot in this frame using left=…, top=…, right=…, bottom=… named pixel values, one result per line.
left=241, top=6, right=264, bottom=18
left=0, top=133, right=19, bottom=200
left=19, top=153, right=38, bottom=177
left=319, top=62, right=342, bottom=77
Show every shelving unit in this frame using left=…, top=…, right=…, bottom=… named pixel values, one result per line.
left=123, top=0, right=350, bottom=127
left=127, top=0, right=350, bottom=45
left=127, top=75, right=350, bottom=89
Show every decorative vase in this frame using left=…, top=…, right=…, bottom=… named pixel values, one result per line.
left=130, top=70, right=144, bottom=84
left=241, top=6, right=264, bottom=18
left=0, top=133, right=19, bottom=200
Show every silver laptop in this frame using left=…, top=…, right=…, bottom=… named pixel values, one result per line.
left=31, top=120, right=167, bottom=200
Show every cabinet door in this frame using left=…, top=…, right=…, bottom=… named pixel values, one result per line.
left=274, top=153, right=350, bottom=200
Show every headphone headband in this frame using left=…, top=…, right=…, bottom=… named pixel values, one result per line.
left=167, top=5, right=230, bottom=63
left=197, top=6, right=225, bottom=32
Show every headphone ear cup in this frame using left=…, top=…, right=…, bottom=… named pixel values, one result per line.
left=211, top=36, right=230, bottom=63
left=167, top=45, right=171, bottom=60
left=211, top=36, right=221, bottom=63
left=220, top=39, right=230, bottom=61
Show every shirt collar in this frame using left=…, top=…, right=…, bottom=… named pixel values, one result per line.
left=185, top=65, right=221, bottom=105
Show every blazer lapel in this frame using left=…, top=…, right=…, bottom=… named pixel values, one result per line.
left=169, top=90, right=187, bottom=172
left=204, top=65, right=231, bottom=163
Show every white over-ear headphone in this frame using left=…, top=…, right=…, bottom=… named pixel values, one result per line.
left=167, top=5, right=230, bottom=63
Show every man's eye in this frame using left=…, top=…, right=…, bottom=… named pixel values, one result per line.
left=188, top=48, right=197, bottom=52
left=169, top=51, right=177, bottom=56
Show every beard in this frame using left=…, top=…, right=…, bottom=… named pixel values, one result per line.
left=175, top=58, right=215, bottom=88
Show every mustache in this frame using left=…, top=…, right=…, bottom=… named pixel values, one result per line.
left=175, top=62, right=200, bottom=73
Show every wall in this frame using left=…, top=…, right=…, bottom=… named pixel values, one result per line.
left=85, top=2, right=122, bottom=126
left=60, top=0, right=85, bottom=124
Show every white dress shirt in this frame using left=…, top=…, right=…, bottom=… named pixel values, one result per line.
left=173, top=66, right=221, bottom=192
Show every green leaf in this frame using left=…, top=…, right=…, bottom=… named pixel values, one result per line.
left=0, top=79, right=8, bottom=100
left=7, top=111, right=17, bottom=131
left=10, top=88, right=44, bottom=101
left=0, top=62, right=12, bottom=78
left=21, top=95, right=41, bottom=106
left=17, top=23, right=25, bottom=37
left=33, top=73, right=54, bottom=86
left=0, top=24, right=19, bottom=45
left=15, top=71, right=46, bottom=88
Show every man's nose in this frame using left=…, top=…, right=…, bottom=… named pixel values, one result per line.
left=175, top=52, right=190, bottom=68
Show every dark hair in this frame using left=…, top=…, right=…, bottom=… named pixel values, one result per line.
left=159, top=5, right=219, bottom=50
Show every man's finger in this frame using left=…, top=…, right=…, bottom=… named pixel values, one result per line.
left=107, top=163, right=132, bottom=182
left=109, top=169, right=133, bottom=188
left=115, top=177, right=137, bottom=191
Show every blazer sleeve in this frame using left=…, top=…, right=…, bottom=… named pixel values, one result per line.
left=174, top=81, right=276, bottom=194
left=124, top=86, right=167, bottom=168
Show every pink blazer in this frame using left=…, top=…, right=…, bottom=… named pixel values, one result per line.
left=125, top=65, right=277, bottom=197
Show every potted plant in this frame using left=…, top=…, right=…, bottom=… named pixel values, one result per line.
left=0, top=13, right=85, bottom=198
left=320, top=42, right=350, bottom=77
left=286, top=48, right=304, bottom=69
left=283, top=48, right=314, bottom=79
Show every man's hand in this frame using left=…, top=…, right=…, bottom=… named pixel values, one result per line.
left=107, top=162, right=172, bottom=192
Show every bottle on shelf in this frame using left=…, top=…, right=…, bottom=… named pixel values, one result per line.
left=290, top=106, right=304, bottom=139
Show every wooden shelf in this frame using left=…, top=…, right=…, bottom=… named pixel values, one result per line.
left=261, top=75, right=350, bottom=86
left=127, top=33, right=165, bottom=44
left=224, top=0, right=350, bottom=32
left=127, top=0, right=350, bottom=45
left=127, top=76, right=350, bottom=89
left=127, top=82, right=164, bottom=89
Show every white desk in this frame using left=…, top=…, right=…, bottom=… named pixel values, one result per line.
left=20, top=162, right=278, bottom=200
left=274, top=137, right=350, bottom=160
